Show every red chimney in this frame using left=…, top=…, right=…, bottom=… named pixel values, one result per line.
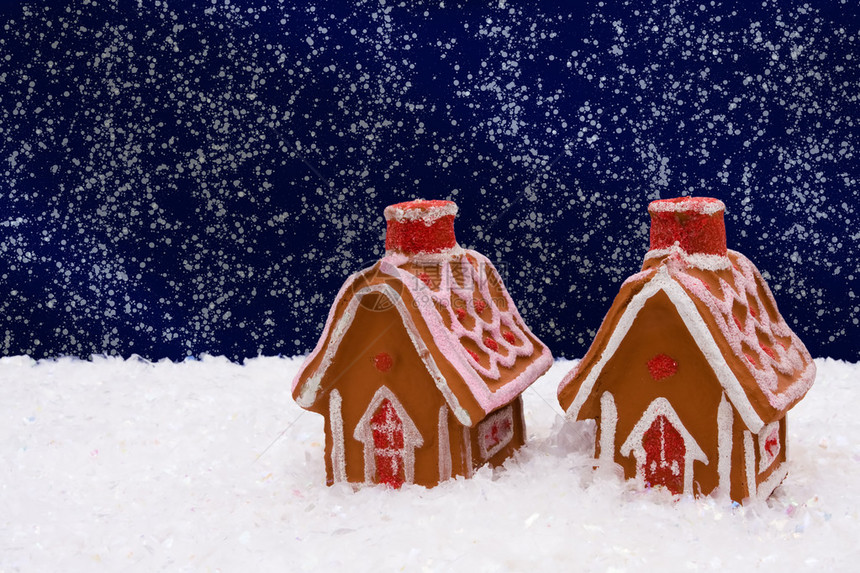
left=384, top=199, right=458, bottom=255
left=648, top=197, right=727, bottom=257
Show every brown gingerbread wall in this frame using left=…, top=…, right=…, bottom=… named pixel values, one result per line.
left=320, top=297, right=451, bottom=486
left=596, top=290, right=727, bottom=495
left=728, top=409, right=750, bottom=501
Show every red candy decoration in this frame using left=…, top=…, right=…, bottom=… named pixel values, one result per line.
left=648, top=197, right=727, bottom=256
left=647, top=353, right=678, bottom=381
left=473, top=299, right=487, bottom=314
left=454, top=307, right=466, bottom=321
left=502, top=331, right=516, bottom=345
left=466, top=348, right=480, bottom=363
left=373, top=352, right=393, bottom=372
left=760, top=343, right=776, bottom=360
left=484, top=337, right=498, bottom=352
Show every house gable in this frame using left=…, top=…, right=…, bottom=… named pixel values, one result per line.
left=294, top=282, right=473, bottom=424
left=560, top=266, right=767, bottom=434
left=590, top=288, right=728, bottom=495
left=316, top=290, right=452, bottom=485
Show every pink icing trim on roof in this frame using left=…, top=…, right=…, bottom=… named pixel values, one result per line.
left=671, top=251, right=815, bottom=411
left=379, top=250, right=552, bottom=415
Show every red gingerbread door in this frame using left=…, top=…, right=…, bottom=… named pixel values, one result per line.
left=642, top=414, right=686, bottom=494
left=370, top=398, right=406, bottom=488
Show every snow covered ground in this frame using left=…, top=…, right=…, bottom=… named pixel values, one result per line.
left=1, top=356, right=857, bottom=572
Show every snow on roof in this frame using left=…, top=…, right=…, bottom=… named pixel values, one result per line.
left=292, top=248, right=552, bottom=426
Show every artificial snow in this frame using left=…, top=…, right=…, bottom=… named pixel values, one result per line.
left=1, top=356, right=857, bottom=571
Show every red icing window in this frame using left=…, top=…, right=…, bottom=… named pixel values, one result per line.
left=370, top=399, right=406, bottom=488
left=642, top=415, right=686, bottom=495
left=373, top=352, right=393, bottom=372
left=758, top=422, right=781, bottom=473
left=473, top=299, right=487, bottom=314
left=647, top=354, right=678, bottom=381
left=502, top=331, right=516, bottom=345
left=477, top=405, right=515, bottom=460
left=466, top=348, right=480, bottom=363
left=454, top=307, right=466, bottom=321
left=764, top=432, right=779, bottom=457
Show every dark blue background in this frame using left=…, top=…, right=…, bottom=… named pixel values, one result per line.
left=0, top=0, right=857, bottom=361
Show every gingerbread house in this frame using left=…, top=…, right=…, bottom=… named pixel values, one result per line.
left=292, top=199, right=553, bottom=488
left=558, top=197, right=815, bottom=502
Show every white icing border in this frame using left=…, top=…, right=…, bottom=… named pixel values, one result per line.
left=438, top=406, right=452, bottom=482
left=648, top=198, right=725, bottom=215
left=560, top=265, right=766, bottom=433
left=293, top=267, right=369, bottom=406
left=644, top=245, right=731, bottom=271
left=353, top=385, right=424, bottom=485
left=620, top=397, right=708, bottom=495
left=598, top=391, right=617, bottom=469
left=717, top=393, right=733, bottom=494
left=384, top=244, right=465, bottom=260
left=743, top=430, right=757, bottom=498
left=329, top=389, right=347, bottom=483
left=384, top=200, right=458, bottom=222
left=294, top=282, right=471, bottom=425
left=755, top=461, right=788, bottom=501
